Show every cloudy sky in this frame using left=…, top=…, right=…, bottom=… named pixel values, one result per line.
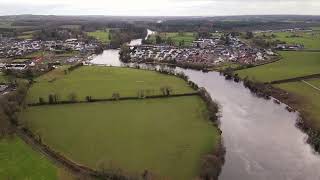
left=0, top=0, right=319, bottom=16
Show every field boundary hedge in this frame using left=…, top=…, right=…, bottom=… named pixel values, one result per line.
left=269, top=73, right=320, bottom=84
left=27, top=93, right=199, bottom=107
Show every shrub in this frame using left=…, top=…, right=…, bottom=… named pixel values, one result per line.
left=160, top=86, right=172, bottom=96
left=48, top=94, right=54, bottom=104
left=112, top=93, right=120, bottom=101
left=137, top=90, right=145, bottom=99
left=68, top=92, right=78, bottom=102
left=48, top=94, right=59, bottom=104
left=39, top=97, right=45, bottom=104
left=85, top=96, right=92, bottom=102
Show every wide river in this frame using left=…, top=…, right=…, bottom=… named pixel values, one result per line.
left=91, top=30, right=320, bottom=180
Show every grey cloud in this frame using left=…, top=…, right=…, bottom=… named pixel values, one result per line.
left=0, top=0, right=319, bottom=16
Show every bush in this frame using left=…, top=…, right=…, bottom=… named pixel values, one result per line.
left=68, top=92, right=78, bottom=102
left=48, top=94, right=59, bottom=104
left=85, top=96, right=92, bottom=102
left=48, top=94, right=54, bottom=104
left=160, top=86, right=172, bottom=96
left=112, top=93, right=120, bottom=101
left=137, top=90, right=146, bottom=99
left=39, top=97, right=45, bottom=104
left=198, top=88, right=219, bottom=122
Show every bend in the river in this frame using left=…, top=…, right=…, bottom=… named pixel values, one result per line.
left=90, top=30, right=320, bottom=180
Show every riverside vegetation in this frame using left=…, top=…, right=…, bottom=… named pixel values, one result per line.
left=232, top=47, right=320, bottom=152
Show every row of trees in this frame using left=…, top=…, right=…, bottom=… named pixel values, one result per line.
left=109, top=27, right=147, bottom=48
left=37, top=86, right=175, bottom=105
left=0, top=82, right=28, bottom=138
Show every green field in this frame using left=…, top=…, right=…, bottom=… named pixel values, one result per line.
left=259, top=31, right=320, bottom=49
left=0, top=73, right=8, bottom=83
left=25, top=50, right=79, bottom=58
left=27, top=66, right=195, bottom=103
left=275, top=78, right=320, bottom=130
left=237, top=51, right=320, bottom=82
left=312, top=27, right=320, bottom=31
left=17, top=30, right=37, bottom=40
left=0, top=21, right=35, bottom=29
left=86, top=30, right=110, bottom=43
left=21, top=96, right=219, bottom=179
left=148, top=32, right=196, bottom=46
left=0, top=136, right=58, bottom=180
left=60, top=25, right=81, bottom=30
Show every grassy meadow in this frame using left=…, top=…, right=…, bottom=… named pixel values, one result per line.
left=25, top=51, right=80, bottom=58
left=0, top=136, right=58, bottom=180
left=60, top=25, right=82, bottom=30
left=275, top=78, right=320, bottom=130
left=149, top=32, right=196, bottom=46
left=0, top=72, right=8, bottom=83
left=312, top=27, right=320, bottom=31
left=27, top=66, right=195, bottom=103
left=259, top=31, right=320, bottom=49
left=21, top=96, right=219, bottom=180
left=86, top=30, right=110, bottom=43
left=237, top=51, right=320, bottom=82
left=17, top=30, right=38, bottom=40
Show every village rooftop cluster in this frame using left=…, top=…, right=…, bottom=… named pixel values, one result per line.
left=129, top=34, right=276, bottom=66
left=0, top=38, right=102, bottom=71
left=0, top=38, right=101, bottom=58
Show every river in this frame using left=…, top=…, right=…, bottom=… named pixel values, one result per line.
left=90, top=30, right=320, bottom=180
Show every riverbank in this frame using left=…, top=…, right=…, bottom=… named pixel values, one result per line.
left=222, top=71, right=320, bottom=153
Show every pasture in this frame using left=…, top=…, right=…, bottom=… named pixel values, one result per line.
left=25, top=50, right=79, bottom=58
left=21, top=96, right=219, bottom=180
left=86, top=30, right=110, bottom=43
left=148, top=32, right=196, bottom=46
left=237, top=51, right=320, bottom=82
left=275, top=78, right=320, bottom=130
left=27, top=66, right=195, bottom=103
left=17, top=30, right=38, bottom=40
left=0, top=136, right=58, bottom=180
left=259, top=31, right=320, bottom=49
left=0, top=73, right=8, bottom=83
